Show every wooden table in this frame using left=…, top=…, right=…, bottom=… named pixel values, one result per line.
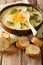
left=0, top=0, right=43, bottom=65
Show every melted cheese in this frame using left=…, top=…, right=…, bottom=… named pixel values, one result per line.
left=12, top=13, right=25, bottom=23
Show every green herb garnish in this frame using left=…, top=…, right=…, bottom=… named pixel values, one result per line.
left=20, top=23, right=24, bottom=29
left=7, top=21, right=14, bottom=25
left=10, top=9, right=17, bottom=14
left=30, top=13, right=38, bottom=22
left=27, top=7, right=33, bottom=12
left=19, top=9, right=22, bottom=11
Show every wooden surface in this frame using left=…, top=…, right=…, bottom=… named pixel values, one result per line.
left=0, top=0, right=43, bottom=65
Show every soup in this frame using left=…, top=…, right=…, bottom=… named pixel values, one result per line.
left=1, top=6, right=42, bottom=30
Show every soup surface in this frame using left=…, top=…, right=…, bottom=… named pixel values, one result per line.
left=1, top=6, right=42, bottom=30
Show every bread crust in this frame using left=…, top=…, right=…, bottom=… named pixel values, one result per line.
left=25, top=44, right=41, bottom=57
left=1, top=31, right=10, bottom=41
left=0, top=31, right=10, bottom=51
left=30, top=37, right=43, bottom=48
left=16, top=36, right=30, bottom=50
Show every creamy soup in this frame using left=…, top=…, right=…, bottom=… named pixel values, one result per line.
left=1, top=6, right=42, bottom=30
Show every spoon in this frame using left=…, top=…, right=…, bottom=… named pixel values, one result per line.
left=22, top=12, right=37, bottom=36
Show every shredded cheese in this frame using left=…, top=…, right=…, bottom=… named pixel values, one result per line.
left=12, top=13, right=25, bottom=23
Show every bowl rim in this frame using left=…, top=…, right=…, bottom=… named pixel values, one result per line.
left=0, top=3, right=43, bottom=35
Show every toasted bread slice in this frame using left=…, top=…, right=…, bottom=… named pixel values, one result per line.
left=16, top=36, right=30, bottom=50
left=5, top=44, right=16, bottom=52
left=30, top=37, right=43, bottom=48
left=25, top=44, right=41, bottom=57
left=0, top=36, right=10, bottom=51
left=0, top=31, right=10, bottom=51
left=1, top=31, right=10, bottom=41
